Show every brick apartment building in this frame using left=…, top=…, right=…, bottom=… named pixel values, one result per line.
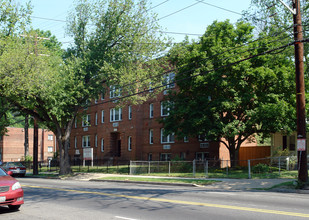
left=69, top=74, right=259, bottom=163
left=0, top=127, right=56, bottom=162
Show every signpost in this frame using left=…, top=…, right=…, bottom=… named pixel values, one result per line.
left=83, top=148, right=93, bottom=167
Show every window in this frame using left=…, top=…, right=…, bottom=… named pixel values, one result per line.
left=161, top=128, right=175, bottom=143
left=101, top=88, right=105, bottom=100
left=101, top=110, right=104, bottom=123
left=160, top=153, right=171, bottom=161
left=95, top=134, right=98, bottom=148
left=48, top=146, right=53, bottom=153
left=148, top=153, right=152, bottom=161
left=95, top=112, right=98, bottom=125
left=74, top=119, right=77, bottom=128
left=110, top=85, right=121, bottom=98
left=128, top=136, right=132, bottom=151
left=184, top=136, right=189, bottom=143
left=149, top=103, right=154, bottom=118
left=198, top=134, right=208, bottom=142
left=101, top=138, right=104, bottom=152
left=82, top=136, right=90, bottom=148
left=74, top=136, right=77, bottom=148
left=196, top=152, right=209, bottom=161
left=149, top=129, right=153, bottom=144
left=128, top=105, right=132, bottom=120
left=180, top=152, right=186, bottom=160
left=161, top=101, right=171, bottom=116
left=48, top=134, right=53, bottom=141
left=110, top=108, right=122, bottom=122
left=163, top=72, right=175, bottom=90
left=82, top=114, right=91, bottom=127
left=95, top=98, right=98, bottom=104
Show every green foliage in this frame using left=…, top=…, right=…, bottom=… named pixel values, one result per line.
left=21, top=155, right=33, bottom=162
left=163, top=20, right=296, bottom=163
left=252, top=163, right=270, bottom=173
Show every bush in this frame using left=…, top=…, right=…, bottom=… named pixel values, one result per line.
left=252, top=163, right=269, bottom=173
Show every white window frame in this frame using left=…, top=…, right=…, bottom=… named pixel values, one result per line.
left=161, top=101, right=170, bottom=116
left=161, top=128, right=175, bottom=143
left=101, top=138, right=104, bottom=152
left=149, top=129, right=153, bottom=144
left=82, top=136, right=90, bottom=148
left=101, top=110, right=104, bottom=123
left=128, top=105, right=132, bottom=120
left=48, top=146, right=53, bottom=153
left=110, top=85, right=121, bottom=98
left=110, top=108, right=122, bottom=122
left=128, top=136, right=132, bottom=151
left=184, top=136, right=189, bottom=143
left=160, top=153, right=171, bottom=161
left=149, top=103, right=154, bottom=118
left=48, top=134, right=53, bottom=141
left=82, top=114, right=91, bottom=127
left=74, top=136, right=77, bottom=148
left=163, top=72, right=175, bottom=89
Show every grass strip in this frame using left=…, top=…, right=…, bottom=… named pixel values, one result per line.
left=96, top=176, right=219, bottom=185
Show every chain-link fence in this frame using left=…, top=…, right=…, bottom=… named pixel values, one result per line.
left=10, top=156, right=308, bottom=178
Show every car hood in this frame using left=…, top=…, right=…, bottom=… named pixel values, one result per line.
left=0, top=175, right=17, bottom=186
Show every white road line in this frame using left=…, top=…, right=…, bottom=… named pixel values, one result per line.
left=115, top=216, right=139, bottom=220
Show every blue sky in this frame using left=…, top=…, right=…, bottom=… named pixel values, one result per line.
left=28, top=0, right=251, bottom=48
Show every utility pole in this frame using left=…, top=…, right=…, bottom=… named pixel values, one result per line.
left=21, top=33, right=50, bottom=175
left=280, top=0, right=309, bottom=183
left=292, top=0, right=308, bottom=183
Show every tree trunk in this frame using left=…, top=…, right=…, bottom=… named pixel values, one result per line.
left=228, top=143, right=239, bottom=168
left=56, top=127, right=72, bottom=175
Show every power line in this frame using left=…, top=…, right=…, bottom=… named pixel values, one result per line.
left=158, top=1, right=201, bottom=20
left=196, top=0, right=243, bottom=16
left=148, top=0, right=170, bottom=11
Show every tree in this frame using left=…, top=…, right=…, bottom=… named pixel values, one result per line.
left=162, top=20, right=296, bottom=166
left=0, top=0, right=167, bottom=175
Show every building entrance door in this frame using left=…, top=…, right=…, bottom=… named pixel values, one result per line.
left=111, top=133, right=121, bottom=157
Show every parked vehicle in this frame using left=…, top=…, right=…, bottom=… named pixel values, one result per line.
left=1, top=162, right=26, bottom=177
left=0, top=168, right=24, bottom=210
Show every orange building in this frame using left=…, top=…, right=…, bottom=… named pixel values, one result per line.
left=0, top=127, right=56, bottom=162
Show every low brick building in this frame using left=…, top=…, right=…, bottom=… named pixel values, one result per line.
left=0, top=127, right=56, bottom=162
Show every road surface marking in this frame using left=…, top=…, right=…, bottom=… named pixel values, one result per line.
left=23, top=184, right=309, bottom=218
left=115, top=216, right=139, bottom=220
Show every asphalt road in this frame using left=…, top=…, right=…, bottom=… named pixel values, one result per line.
left=1, top=177, right=309, bottom=220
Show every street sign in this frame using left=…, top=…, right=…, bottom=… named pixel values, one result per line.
left=297, top=139, right=306, bottom=151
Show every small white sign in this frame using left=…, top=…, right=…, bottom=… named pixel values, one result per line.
left=297, top=139, right=306, bottom=151
left=83, top=148, right=93, bottom=160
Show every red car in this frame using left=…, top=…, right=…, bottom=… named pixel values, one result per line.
left=0, top=168, right=24, bottom=210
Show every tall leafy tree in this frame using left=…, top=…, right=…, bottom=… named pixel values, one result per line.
left=162, top=20, right=296, bottom=165
left=0, top=0, right=167, bottom=175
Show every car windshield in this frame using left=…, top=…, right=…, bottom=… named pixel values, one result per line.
left=7, top=162, right=24, bottom=167
left=0, top=168, right=8, bottom=176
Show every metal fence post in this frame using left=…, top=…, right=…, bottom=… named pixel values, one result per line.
left=168, top=161, right=171, bottom=176
left=278, top=157, right=281, bottom=176
left=226, top=160, right=229, bottom=176
left=129, top=160, right=132, bottom=175
left=193, top=159, right=196, bottom=178
left=148, top=161, right=151, bottom=174
left=205, top=160, right=208, bottom=178
left=286, top=157, right=290, bottom=171
left=248, top=160, right=251, bottom=179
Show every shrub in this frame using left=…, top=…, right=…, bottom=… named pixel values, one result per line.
left=252, top=163, right=269, bottom=173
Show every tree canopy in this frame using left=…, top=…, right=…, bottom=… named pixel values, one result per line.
left=0, top=0, right=167, bottom=174
left=162, top=20, right=296, bottom=164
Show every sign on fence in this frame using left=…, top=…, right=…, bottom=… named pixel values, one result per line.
left=83, top=148, right=93, bottom=160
